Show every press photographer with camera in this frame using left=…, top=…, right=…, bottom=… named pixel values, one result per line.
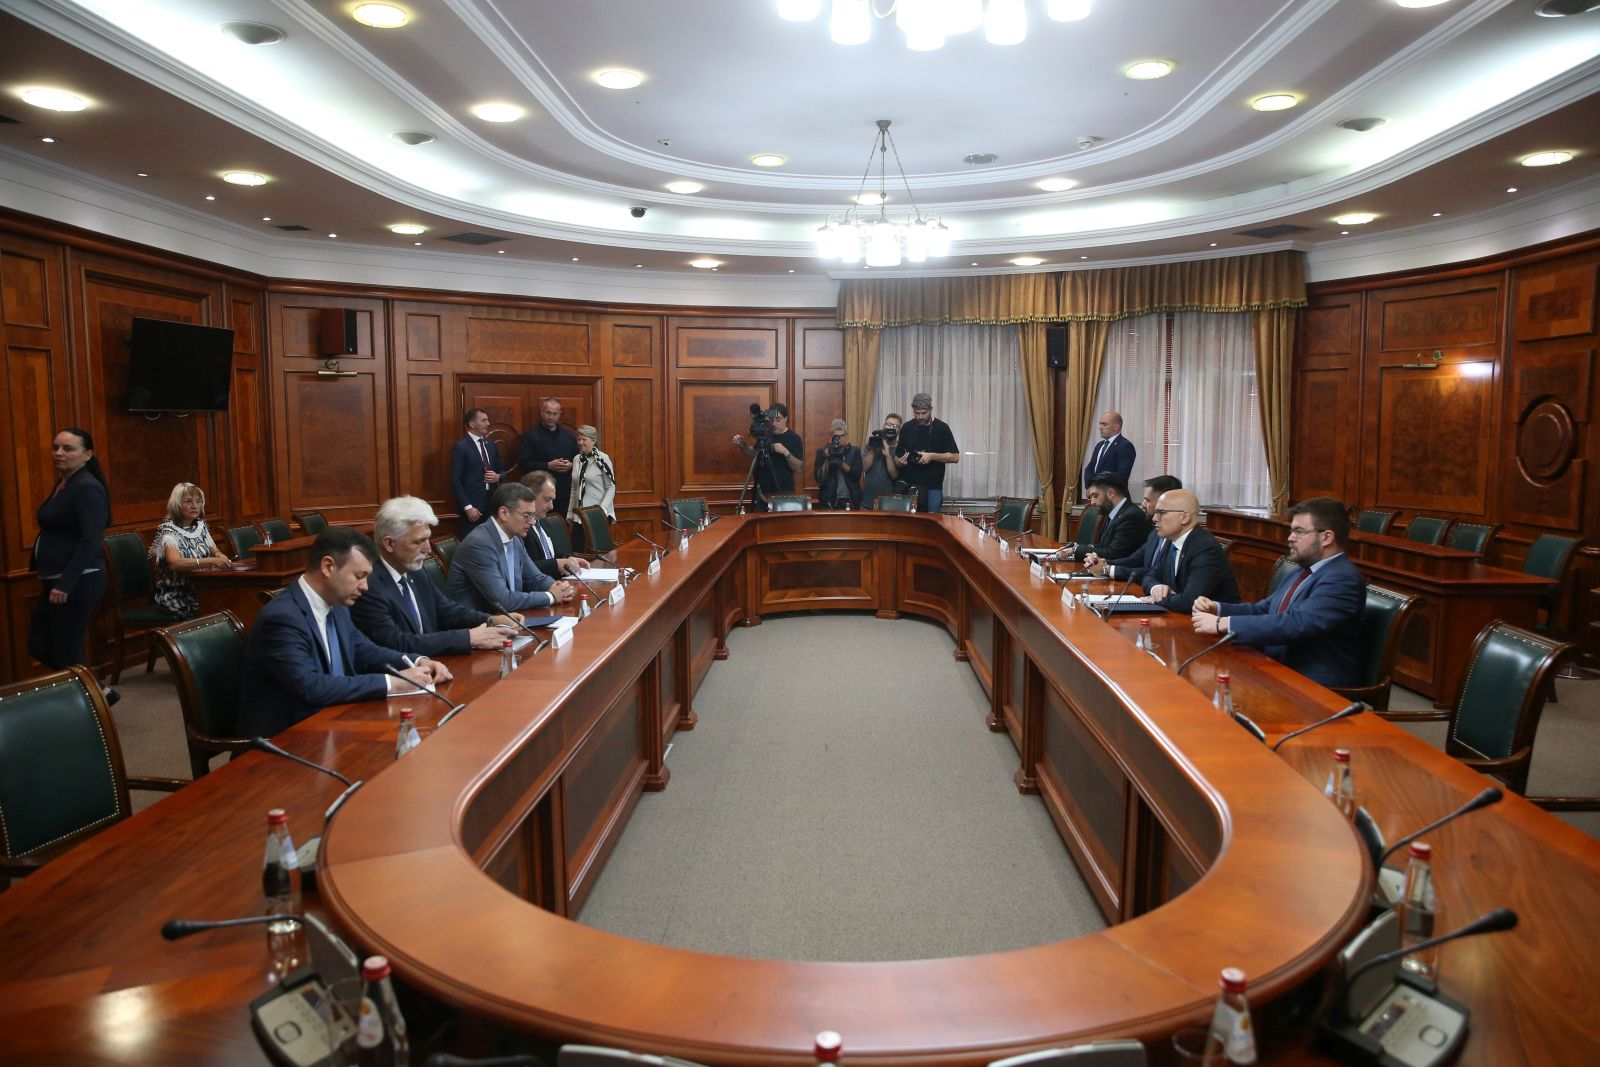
left=895, top=392, right=960, bottom=513
left=812, top=418, right=863, bottom=510
left=732, top=402, right=804, bottom=511
left=862, top=413, right=903, bottom=509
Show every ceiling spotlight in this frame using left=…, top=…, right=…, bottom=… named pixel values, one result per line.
left=327, top=233, right=337, bottom=238
left=205, top=195, right=216, bottom=201
left=665, top=180, right=704, bottom=194
left=1521, top=150, right=1573, bottom=167
left=471, top=102, right=525, bottom=123
left=1037, top=178, right=1076, bottom=192
left=750, top=153, right=787, bottom=167
left=594, top=69, right=643, bottom=89
left=1012, top=256, right=1045, bottom=266
left=1334, top=212, right=1376, bottom=225
left=352, top=3, right=410, bottom=28
left=38, top=136, right=55, bottom=144
left=571, top=257, right=580, bottom=262
left=1337, top=117, right=1388, bottom=133
left=222, top=171, right=268, bottom=186
left=219, top=21, right=285, bottom=45
left=1251, top=93, right=1299, bottom=112
left=390, top=224, right=426, bottom=235
left=963, top=152, right=1000, bottom=165
left=1507, top=186, right=1519, bottom=193
left=1123, top=59, right=1174, bottom=80
left=414, top=242, right=422, bottom=246
left=689, top=258, right=721, bottom=269
left=635, top=263, right=644, bottom=268
left=497, top=249, right=506, bottom=254
left=1432, top=212, right=1443, bottom=217
left=1080, top=255, right=1089, bottom=260
left=1076, top=136, right=1102, bottom=150
left=390, top=131, right=436, bottom=145
left=137, top=172, right=150, bottom=178
left=20, top=87, right=88, bottom=112
left=1209, top=242, right=1218, bottom=247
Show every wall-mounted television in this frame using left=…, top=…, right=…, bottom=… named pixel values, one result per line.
left=127, top=317, right=235, bottom=413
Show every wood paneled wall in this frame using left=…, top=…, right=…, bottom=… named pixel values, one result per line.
left=1293, top=230, right=1600, bottom=638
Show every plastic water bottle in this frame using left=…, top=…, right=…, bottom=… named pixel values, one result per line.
left=1213, top=671, right=1234, bottom=716
left=261, top=527, right=273, bottom=547
left=262, top=809, right=301, bottom=970
left=1323, top=748, right=1356, bottom=819
left=394, top=710, right=421, bottom=759
left=578, top=594, right=592, bottom=619
left=1399, top=842, right=1439, bottom=981
left=1137, top=619, right=1152, bottom=651
left=1202, top=968, right=1257, bottom=1064
left=679, top=530, right=689, bottom=554
left=355, top=956, right=410, bottom=1066
left=814, top=1030, right=842, bottom=1065
left=499, top=639, right=514, bottom=679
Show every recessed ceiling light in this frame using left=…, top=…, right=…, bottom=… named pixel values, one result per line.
left=390, top=224, right=426, bottom=235
left=1037, top=178, right=1077, bottom=192
left=665, top=180, right=704, bottom=194
left=1521, top=150, right=1573, bottom=167
left=222, top=171, right=268, bottom=186
left=219, top=21, right=285, bottom=45
left=413, top=242, right=422, bottom=246
left=20, top=87, right=88, bottom=112
left=1537, top=0, right=1600, bottom=15
left=594, top=69, right=643, bottom=90
left=352, top=3, right=409, bottom=28
left=963, top=152, right=1000, bottom=165
left=971, top=262, right=979, bottom=266
left=1209, top=242, right=1218, bottom=247
left=1341, top=231, right=1350, bottom=236
left=390, top=131, right=436, bottom=146
left=635, top=264, right=644, bottom=268
left=137, top=172, right=150, bottom=178
left=261, top=216, right=271, bottom=222
left=1251, top=93, right=1299, bottom=112
left=750, top=154, right=786, bottom=168
left=472, top=102, right=525, bottom=123
left=1123, top=60, right=1174, bottom=80
left=1012, top=257, right=1045, bottom=267
left=1394, top=0, right=1451, bottom=7
left=1080, top=255, right=1089, bottom=260
left=1334, top=212, right=1376, bottom=225
left=1432, top=212, right=1443, bottom=217
left=855, top=192, right=887, bottom=206
left=1507, top=186, right=1519, bottom=193
left=327, top=233, right=337, bottom=238
left=571, top=257, right=580, bottom=262
left=787, top=269, right=795, bottom=273
left=497, top=249, right=506, bottom=253
left=690, top=258, right=721, bottom=269
left=38, top=136, right=55, bottom=144
left=1337, top=117, right=1388, bottom=133
left=204, top=195, right=216, bottom=201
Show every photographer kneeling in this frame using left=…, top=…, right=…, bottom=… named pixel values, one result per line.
left=861, top=413, right=903, bottom=509
left=813, top=419, right=863, bottom=510
left=731, top=402, right=804, bottom=511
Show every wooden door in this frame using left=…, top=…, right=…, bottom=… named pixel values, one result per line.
left=460, top=380, right=597, bottom=478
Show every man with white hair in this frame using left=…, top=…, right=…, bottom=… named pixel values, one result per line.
left=350, top=495, right=522, bottom=656
left=812, top=418, right=863, bottom=510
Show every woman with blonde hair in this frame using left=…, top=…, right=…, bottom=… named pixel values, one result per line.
left=150, top=482, right=232, bottom=618
left=566, top=424, right=617, bottom=552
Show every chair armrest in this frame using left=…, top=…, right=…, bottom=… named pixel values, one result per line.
left=0, top=856, right=45, bottom=879
left=1528, top=796, right=1600, bottom=812
left=127, top=776, right=189, bottom=794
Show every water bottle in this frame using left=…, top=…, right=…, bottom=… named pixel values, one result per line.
left=1137, top=618, right=1152, bottom=651
left=814, top=1030, right=842, bottom=1065
left=262, top=809, right=302, bottom=970
left=355, top=956, right=410, bottom=1066
left=394, top=710, right=421, bottom=759
left=678, top=530, right=689, bottom=554
left=1399, top=842, right=1440, bottom=981
left=578, top=594, right=593, bottom=619
left=1323, top=748, right=1356, bottom=819
left=1202, top=967, right=1257, bottom=1064
left=499, top=639, right=514, bottom=679
left=1212, top=671, right=1234, bottom=716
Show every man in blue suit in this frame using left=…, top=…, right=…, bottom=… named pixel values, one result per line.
left=1192, top=497, right=1366, bottom=687
left=450, top=407, right=504, bottom=536
left=1085, top=474, right=1182, bottom=583
left=447, top=482, right=577, bottom=613
left=1081, top=410, right=1135, bottom=500
left=1089, top=487, right=1239, bottom=614
left=351, top=496, right=523, bottom=656
left=238, top=528, right=450, bottom=739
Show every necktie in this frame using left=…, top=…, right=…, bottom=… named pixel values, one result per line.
left=1090, top=439, right=1107, bottom=474
left=1277, top=567, right=1313, bottom=613
left=400, top=574, right=423, bottom=632
left=1149, top=540, right=1167, bottom=583
left=324, top=615, right=344, bottom=676
left=504, top=540, right=518, bottom=590
left=477, top=436, right=493, bottom=481
left=1166, top=546, right=1180, bottom=587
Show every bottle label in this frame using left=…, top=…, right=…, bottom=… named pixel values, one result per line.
left=647, top=556, right=661, bottom=576
left=280, top=840, right=298, bottom=870
left=356, top=996, right=384, bottom=1049
left=1210, top=1002, right=1257, bottom=1064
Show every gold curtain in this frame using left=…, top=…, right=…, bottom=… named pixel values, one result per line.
left=1057, top=319, right=1112, bottom=541
left=838, top=272, right=1060, bottom=327
left=1018, top=322, right=1055, bottom=533
left=843, top=326, right=882, bottom=445
left=1057, top=251, right=1306, bottom=320
left=1252, top=307, right=1298, bottom=513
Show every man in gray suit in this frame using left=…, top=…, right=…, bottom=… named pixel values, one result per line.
left=446, top=482, right=577, bottom=613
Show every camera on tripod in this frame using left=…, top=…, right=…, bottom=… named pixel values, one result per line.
left=746, top=403, right=776, bottom=449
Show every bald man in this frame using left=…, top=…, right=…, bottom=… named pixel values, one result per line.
left=1088, top=489, right=1238, bottom=614
left=1082, top=410, right=1135, bottom=499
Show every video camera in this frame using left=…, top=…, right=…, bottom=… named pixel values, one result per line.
left=866, top=425, right=899, bottom=450
left=746, top=403, right=777, bottom=448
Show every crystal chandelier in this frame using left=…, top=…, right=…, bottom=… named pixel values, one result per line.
left=814, top=120, right=952, bottom=268
left=777, top=0, right=1091, bottom=50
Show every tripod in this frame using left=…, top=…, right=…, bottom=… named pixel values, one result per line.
left=736, top=444, right=772, bottom=514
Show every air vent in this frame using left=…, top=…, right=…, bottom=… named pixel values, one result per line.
left=439, top=231, right=509, bottom=246
left=1235, top=223, right=1314, bottom=240
left=275, top=224, right=311, bottom=231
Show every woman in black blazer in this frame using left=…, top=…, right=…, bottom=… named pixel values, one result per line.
left=29, top=427, right=112, bottom=685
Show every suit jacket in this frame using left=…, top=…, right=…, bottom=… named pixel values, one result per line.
left=1144, top=526, right=1239, bottom=615
left=32, top=469, right=110, bottom=594
left=238, top=580, right=400, bottom=738
left=447, top=518, right=557, bottom=613
left=522, top=521, right=566, bottom=580
left=1219, top=551, right=1366, bottom=687
left=1090, top=499, right=1153, bottom=562
left=450, top=434, right=504, bottom=527
left=1108, top=529, right=1162, bottom=585
left=350, top=561, right=491, bottom=657
left=1082, top=435, right=1136, bottom=493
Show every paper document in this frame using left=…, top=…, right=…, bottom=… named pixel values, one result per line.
left=581, top=568, right=622, bottom=582
left=1049, top=572, right=1098, bottom=582
left=511, top=634, right=536, bottom=651
left=550, top=616, right=580, bottom=632
left=1019, top=547, right=1063, bottom=558
left=1079, top=593, right=1147, bottom=605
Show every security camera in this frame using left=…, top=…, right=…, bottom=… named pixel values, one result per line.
left=1076, top=136, right=1101, bottom=150
left=630, top=206, right=647, bottom=218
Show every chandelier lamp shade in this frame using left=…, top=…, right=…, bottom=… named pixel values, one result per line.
left=778, top=0, right=1091, bottom=50
left=815, top=120, right=953, bottom=267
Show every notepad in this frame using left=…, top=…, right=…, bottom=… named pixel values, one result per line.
left=581, top=568, right=622, bottom=582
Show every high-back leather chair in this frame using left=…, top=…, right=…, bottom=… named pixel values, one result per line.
left=1446, top=521, right=1499, bottom=556
left=1332, top=584, right=1420, bottom=714
left=1074, top=507, right=1102, bottom=547
left=542, top=515, right=574, bottom=558
left=1445, top=621, right=1573, bottom=795
left=993, top=497, right=1037, bottom=534
left=987, top=1040, right=1148, bottom=1066
left=1522, top=533, right=1584, bottom=631
left=0, top=666, right=184, bottom=883
left=666, top=497, right=708, bottom=530
left=420, top=556, right=448, bottom=596
left=433, top=535, right=459, bottom=572
left=875, top=494, right=914, bottom=512
left=1356, top=509, right=1396, bottom=536
left=578, top=506, right=614, bottom=555
left=1214, top=536, right=1236, bottom=560
left=767, top=494, right=812, bottom=511
left=294, top=511, right=328, bottom=535
left=149, top=611, right=252, bottom=779
left=558, top=1046, right=709, bottom=1067
left=1405, top=515, right=1451, bottom=546
left=226, top=524, right=262, bottom=558
left=260, top=518, right=293, bottom=543
left=103, top=531, right=170, bottom=684
left=1268, top=553, right=1299, bottom=598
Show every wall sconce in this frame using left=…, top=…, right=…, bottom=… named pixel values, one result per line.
left=1401, top=350, right=1444, bottom=369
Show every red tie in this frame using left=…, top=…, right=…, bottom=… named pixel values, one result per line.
left=477, top=437, right=493, bottom=479
left=1277, top=568, right=1312, bottom=613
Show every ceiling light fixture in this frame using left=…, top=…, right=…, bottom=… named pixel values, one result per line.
left=666, top=180, right=704, bottom=194
left=594, top=69, right=643, bottom=89
left=390, top=224, right=426, bottom=235
left=1012, top=256, right=1045, bottom=266
left=690, top=258, right=721, bottom=269
left=38, top=136, right=55, bottom=144
left=1537, top=0, right=1600, bottom=15
left=1337, top=117, right=1388, bottom=133
left=472, top=102, right=525, bottom=123
left=1394, top=0, right=1452, bottom=7
left=814, top=119, right=952, bottom=268
left=20, top=87, right=88, bottom=112
left=1123, top=59, right=1174, bottom=80
left=390, top=131, right=436, bottom=145
left=136, top=172, right=150, bottom=178
left=1251, top=93, right=1299, bottom=112
left=1521, top=150, right=1573, bottom=167
left=1507, top=186, right=1519, bottom=193
left=1334, top=212, right=1376, bottom=225
left=327, top=233, right=337, bottom=238
left=786, top=0, right=1093, bottom=49
left=352, top=3, right=410, bottom=28
left=222, top=171, right=268, bottom=186
left=204, top=195, right=216, bottom=201
left=855, top=192, right=887, bottom=206
left=219, top=21, right=285, bottom=45
left=751, top=153, right=787, bottom=167
left=1037, top=177, right=1076, bottom=192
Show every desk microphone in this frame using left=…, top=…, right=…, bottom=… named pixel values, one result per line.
left=1092, top=572, right=1138, bottom=619
left=567, top=570, right=611, bottom=614
left=639, top=530, right=673, bottom=556
left=670, top=507, right=702, bottom=533
left=162, top=913, right=319, bottom=941
left=250, top=739, right=365, bottom=876
left=1378, top=788, right=1503, bottom=870
left=1338, top=908, right=1518, bottom=1014
left=382, top=665, right=466, bottom=723
left=490, top=601, right=552, bottom=655
left=1174, top=631, right=1236, bottom=675
left=1270, top=701, right=1365, bottom=751
left=1231, top=710, right=1267, bottom=743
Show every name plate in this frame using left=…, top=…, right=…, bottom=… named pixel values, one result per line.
left=678, top=537, right=690, bottom=554
left=608, top=583, right=625, bottom=606
left=551, top=626, right=574, bottom=649
left=647, top=556, right=662, bottom=576
left=1062, top=585, right=1077, bottom=608
left=1030, top=559, right=1043, bottom=578
left=998, top=537, right=1009, bottom=554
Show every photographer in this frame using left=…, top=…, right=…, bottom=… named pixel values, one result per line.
left=861, top=413, right=903, bottom=509
left=812, top=419, right=863, bottom=510
left=895, top=392, right=960, bottom=513
left=731, top=402, right=804, bottom=511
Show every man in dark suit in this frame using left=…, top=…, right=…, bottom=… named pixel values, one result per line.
left=1080, top=473, right=1151, bottom=561
left=1192, top=496, right=1366, bottom=687
left=238, top=528, right=450, bottom=739
left=450, top=407, right=504, bottom=536
left=1081, top=410, right=1135, bottom=500
left=447, top=482, right=577, bottom=613
left=517, top=397, right=579, bottom=514
left=519, top=471, right=589, bottom=579
left=1085, top=474, right=1182, bottom=583
left=1091, top=489, right=1238, bottom=614
left=351, top=496, right=523, bottom=656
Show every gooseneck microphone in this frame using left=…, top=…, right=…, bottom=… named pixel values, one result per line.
left=249, top=740, right=365, bottom=874
left=1231, top=710, right=1267, bottom=743
left=253, top=737, right=352, bottom=787
left=567, top=570, right=611, bottom=612
left=1093, top=572, right=1138, bottom=620
left=1377, top=787, right=1503, bottom=868
left=1338, top=909, right=1518, bottom=1014
left=382, top=665, right=467, bottom=723
left=162, top=913, right=306, bottom=941
left=490, top=601, right=551, bottom=654
left=1271, top=701, right=1365, bottom=751
left=638, top=530, right=673, bottom=556
left=1174, top=631, right=1236, bottom=676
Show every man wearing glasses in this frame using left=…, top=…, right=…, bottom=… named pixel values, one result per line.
left=1086, top=488, right=1237, bottom=613
left=1191, top=497, right=1365, bottom=687
left=447, top=482, right=577, bottom=613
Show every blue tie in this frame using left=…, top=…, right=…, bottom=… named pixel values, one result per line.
left=1150, top=540, right=1168, bottom=583
left=324, top=616, right=344, bottom=676
left=504, top=540, right=518, bottom=590
left=400, top=574, right=423, bottom=632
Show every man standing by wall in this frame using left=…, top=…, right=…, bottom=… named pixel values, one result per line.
left=450, top=408, right=503, bottom=536
left=518, top=397, right=579, bottom=515
left=1082, top=411, right=1135, bottom=500
left=895, top=392, right=959, bottom=513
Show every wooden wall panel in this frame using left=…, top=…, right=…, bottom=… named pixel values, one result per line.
left=466, top=314, right=590, bottom=366
left=229, top=368, right=266, bottom=517
left=405, top=310, right=443, bottom=362
left=1373, top=367, right=1494, bottom=513
left=677, top=382, right=775, bottom=490
left=610, top=378, right=655, bottom=503
left=1515, top=264, right=1596, bottom=342
left=1291, top=369, right=1349, bottom=502
left=284, top=374, right=383, bottom=506
left=671, top=322, right=779, bottom=369
left=406, top=373, right=445, bottom=500
left=1376, top=286, right=1500, bottom=353
left=612, top=324, right=653, bottom=369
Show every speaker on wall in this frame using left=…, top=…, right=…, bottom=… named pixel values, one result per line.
left=1046, top=324, right=1068, bottom=369
left=318, top=308, right=359, bottom=356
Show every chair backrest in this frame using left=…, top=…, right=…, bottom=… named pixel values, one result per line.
left=666, top=497, right=707, bottom=531
left=0, top=666, right=130, bottom=860
left=1357, top=509, right=1395, bottom=535
left=1269, top=553, right=1299, bottom=595
left=260, top=518, right=293, bottom=542
left=227, top=524, right=262, bottom=558
left=433, top=535, right=459, bottom=571
left=420, top=556, right=448, bottom=595
left=768, top=494, right=812, bottom=512
left=1405, top=515, right=1450, bottom=545
left=1446, top=521, right=1498, bottom=555
left=578, top=507, right=612, bottom=553
left=1213, top=535, right=1236, bottom=559
left=542, top=515, right=574, bottom=557
left=1449, top=622, right=1570, bottom=778
left=558, top=1047, right=708, bottom=1067
left=1075, top=506, right=1103, bottom=546
left=994, top=497, right=1036, bottom=534
left=875, top=494, right=914, bottom=512
left=150, top=611, right=247, bottom=750
left=1522, top=533, right=1583, bottom=616
left=103, top=530, right=153, bottom=601
left=294, top=511, right=328, bottom=535
left=1354, top=584, right=1420, bottom=688
left=987, top=1041, right=1147, bottom=1067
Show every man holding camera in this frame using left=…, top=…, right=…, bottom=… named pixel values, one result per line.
left=895, top=392, right=960, bottom=514
left=731, top=402, right=804, bottom=511
left=862, top=413, right=903, bottom=509
left=812, top=418, right=863, bottom=510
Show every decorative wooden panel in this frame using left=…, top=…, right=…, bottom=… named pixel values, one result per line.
left=1039, top=682, right=1126, bottom=920
left=1515, top=264, right=1596, bottom=342
left=798, top=322, right=844, bottom=369
left=562, top=681, right=644, bottom=908
left=800, top=378, right=844, bottom=472
left=756, top=548, right=875, bottom=611
left=407, top=373, right=444, bottom=501
left=405, top=311, right=443, bottom=362
left=1374, top=366, right=1492, bottom=512
left=1378, top=287, right=1499, bottom=353
left=1514, top=348, right=1593, bottom=422
left=467, top=316, right=590, bottom=366
left=1291, top=369, right=1348, bottom=502
left=4, top=347, right=55, bottom=551
left=612, top=324, right=653, bottom=368
left=285, top=374, right=381, bottom=505
left=229, top=297, right=259, bottom=359
left=611, top=378, right=654, bottom=496
left=678, top=382, right=774, bottom=488
left=672, top=325, right=778, bottom=370
left=1302, top=302, right=1355, bottom=358
left=230, top=368, right=265, bottom=517
left=0, top=250, right=52, bottom=328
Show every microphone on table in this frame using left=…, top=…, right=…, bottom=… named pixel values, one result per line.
left=491, top=601, right=551, bottom=655
left=1231, top=710, right=1267, bottom=743
left=1336, top=908, right=1518, bottom=1017
left=1378, top=787, right=1502, bottom=868
left=567, top=570, right=611, bottom=614
left=1092, top=572, right=1138, bottom=619
left=1363, top=787, right=1504, bottom=906
left=638, top=530, right=673, bottom=557
left=670, top=506, right=702, bottom=533
left=1271, top=701, right=1365, bottom=751
left=162, top=913, right=329, bottom=941
left=383, top=664, right=467, bottom=724
left=250, top=739, right=365, bottom=878
left=1174, top=631, right=1236, bottom=675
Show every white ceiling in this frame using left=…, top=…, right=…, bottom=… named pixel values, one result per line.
left=2, top=0, right=1599, bottom=294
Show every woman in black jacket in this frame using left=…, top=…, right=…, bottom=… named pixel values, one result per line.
left=29, top=427, right=112, bottom=688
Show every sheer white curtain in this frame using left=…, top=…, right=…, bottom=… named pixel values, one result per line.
left=1090, top=311, right=1269, bottom=508
left=872, top=324, right=1039, bottom=499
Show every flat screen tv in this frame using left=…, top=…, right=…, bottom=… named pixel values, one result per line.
left=127, top=317, right=235, bottom=413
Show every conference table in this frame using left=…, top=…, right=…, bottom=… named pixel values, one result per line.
left=1, top=513, right=1597, bottom=1065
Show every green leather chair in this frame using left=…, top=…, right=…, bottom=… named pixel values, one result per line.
left=294, top=511, right=328, bottom=535
left=1356, top=509, right=1396, bottom=536
left=260, top=518, right=293, bottom=543
left=1522, top=533, right=1584, bottom=631
left=578, top=506, right=614, bottom=556
left=226, top=524, right=262, bottom=558
left=150, top=611, right=252, bottom=780
left=1074, top=507, right=1102, bottom=548
left=420, top=556, right=448, bottom=596
left=1446, top=521, right=1498, bottom=556
left=1333, top=584, right=1421, bottom=714
left=433, top=535, right=460, bottom=572
left=103, top=531, right=169, bottom=684
left=875, top=494, right=914, bottom=512
left=1444, top=621, right=1573, bottom=795
left=992, top=497, right=1037, bottom=534
left=768, top=494, right=812, bottom=512
left=1268, top=554, right=1300, bottom=598
left=986, top=1041, right=1148, bottom=1067
left=666, top=497, right=708, bottom=531
left=542, top=515, right=575, bottom=558
left=0, top=666, right=185, bottom=883
left=1405, top=515, right=1451, bottom=546
left=557, top=1046, right=710, bottom=1067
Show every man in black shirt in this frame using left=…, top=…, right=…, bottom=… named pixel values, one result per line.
left=517, top=397, right=579, bottom=514
left=732, top=403, right=804, bottom=510
left=894, top=392, right=960, bottom=513
left=812, top=418, right=863, bottom=509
